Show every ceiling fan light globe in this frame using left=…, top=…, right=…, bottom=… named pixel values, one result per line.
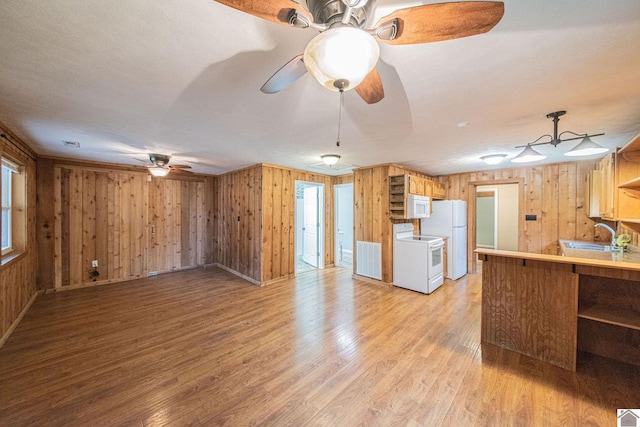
left=149, top=166, right=170, bottom=177
left=304, top=27, right=380, bottom=91
left=564, top=136, right=608, bottom=157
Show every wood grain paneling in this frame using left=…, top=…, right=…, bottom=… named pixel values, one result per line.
left=55, top=168, right=148, bottom=288
left=36, top=158, right=55, bottom=291
left=47, top=161, right=215, bottom=291
left=353, top=164, right=431, bottom=283
left=440, top=161, right=601, bottom=272
left=215, top=165, right=263, bottom=282
left=147, top=178, right=211, bottom=274
left=214, top=166, right=352, bottom=285
left=0, top=125, right=37, bottom=346
left=481, top=254, right=579, bottom=370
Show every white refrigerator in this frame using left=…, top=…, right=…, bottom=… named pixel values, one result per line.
left=420, top=200, right=467, bottom=280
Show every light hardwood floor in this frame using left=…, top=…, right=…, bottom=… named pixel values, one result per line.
left=0, top=266, right=638, bottom=426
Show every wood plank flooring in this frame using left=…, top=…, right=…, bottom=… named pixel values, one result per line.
left=0, top=266, right=638, bottom=426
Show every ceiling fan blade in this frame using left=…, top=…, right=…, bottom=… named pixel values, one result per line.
left=170, top=168, right=194, bottom=175
left=355, top=67, right=384, bottom=104
left=375, top=1, right=504, bottom=45
left=170, top=164, right=192, bottom=169
left=261, top=54, right=307, bottom=94
left=213, top=0, right=312, bottom=27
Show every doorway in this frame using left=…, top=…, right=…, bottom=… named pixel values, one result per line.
left=469, top=180, right=524, bottom=273
left=334, top=183, right=354, bottom=270
left=295, top=181, right=325, bottom=274
left=476, top=189, right=497, bottom=249
left=476, top=183, right=519, bottom=251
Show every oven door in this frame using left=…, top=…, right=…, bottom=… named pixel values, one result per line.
left=428, top=240, right=444, bottom=279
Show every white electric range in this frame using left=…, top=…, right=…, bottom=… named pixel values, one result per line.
left=392, top=223, right=445, bottom=294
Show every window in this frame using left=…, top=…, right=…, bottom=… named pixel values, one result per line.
left=2, top=158, right=20, bottom=256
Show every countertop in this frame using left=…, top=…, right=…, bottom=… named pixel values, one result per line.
left=475, top=243, right=640, bottom=272
left=558, top=240, right=640, bottom=264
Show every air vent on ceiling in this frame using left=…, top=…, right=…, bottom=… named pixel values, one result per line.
left=63, top=141, right=80, bottom=148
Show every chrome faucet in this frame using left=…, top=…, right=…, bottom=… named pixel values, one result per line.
left=594, top=223, right=622, bottom=252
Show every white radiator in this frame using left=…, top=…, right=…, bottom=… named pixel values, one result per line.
left=356, top=241, right=382, bottom=280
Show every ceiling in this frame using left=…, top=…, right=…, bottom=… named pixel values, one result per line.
left=1, top=0, right=639, bottom=176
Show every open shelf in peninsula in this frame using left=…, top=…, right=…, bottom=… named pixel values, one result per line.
left=578, top=305, right=640, bottom=331
left=476, top=248, right=640, bottom=371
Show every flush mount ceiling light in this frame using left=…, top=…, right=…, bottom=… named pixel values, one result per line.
left=480, top=154, right=507, bottom=165
left=321, top=154, right=341, bottom=166
left=304, top=26, right=380, bottom=92
left=511, top=111, right=607, bottom=164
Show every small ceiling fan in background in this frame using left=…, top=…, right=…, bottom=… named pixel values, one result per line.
left=214, top=0, right=505, bottom=104
left=146, top=154, right=193, bottom=177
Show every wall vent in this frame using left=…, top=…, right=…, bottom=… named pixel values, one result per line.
left=356, top=241, right=382, bottom=280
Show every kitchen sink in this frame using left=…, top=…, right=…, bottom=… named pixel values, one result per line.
left=565, top=242, right=611, bottom=251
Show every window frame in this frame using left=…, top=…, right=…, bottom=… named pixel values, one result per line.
left=1, top=157, right=22, bottom=258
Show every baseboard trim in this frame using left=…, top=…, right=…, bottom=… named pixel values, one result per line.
left=352, top=274, right=393, bottom=288
left=213, top=264, right=262, bottom=286
left=0, top=290, right=42, bottom=349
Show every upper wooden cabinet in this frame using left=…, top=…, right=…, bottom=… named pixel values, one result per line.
left=432, top=181, right=446, bottom=200
left=598, top=153, right=616, bottom=220
left=616, top=134, right=640, bottom=231
left=389, top=173, right=446, bottom=219
left=407, top=174, right=425, bottom=196
left=596, top=133, right=640, bottom=231
left=585, top=169, right=601, bottom=218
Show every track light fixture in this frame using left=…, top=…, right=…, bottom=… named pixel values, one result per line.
left=511, top=111, right=607, bottom=163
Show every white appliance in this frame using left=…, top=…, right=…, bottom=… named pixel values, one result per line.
left=393, top=223, right=444, bottom=294
left=420, top=200, right=467, bottom=280
left=406, top=194, right=430, bottom=219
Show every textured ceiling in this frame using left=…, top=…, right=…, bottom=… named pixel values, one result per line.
left=0, top=0, right=639, bottom=176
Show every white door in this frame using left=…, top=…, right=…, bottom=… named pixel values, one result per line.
left=303, top=186, right=319, bottom=267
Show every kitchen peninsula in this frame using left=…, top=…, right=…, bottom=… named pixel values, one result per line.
left=476, top=246, right=640, bottom=371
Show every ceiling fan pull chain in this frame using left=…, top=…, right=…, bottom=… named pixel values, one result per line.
left=336, top=88, right=344, bottom=147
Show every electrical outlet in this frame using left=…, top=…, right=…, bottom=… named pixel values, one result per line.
left=92, top=260, right=98, bottom=268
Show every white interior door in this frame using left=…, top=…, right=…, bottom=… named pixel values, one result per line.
left=303, top=186, right=319, bottom=267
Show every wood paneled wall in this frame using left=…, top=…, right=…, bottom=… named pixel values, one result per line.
left=353, top=164, right=430, bottom=284
left=0, top=126, right=37, bottom=345
left=262, top=165, right=350, bottom=283
left=438, top=161, right=601, bottom=272
left=55, top=168, right=148, bottom=288
left=148, top=179, right=212, bottom=274
left=213, top=165, right=263, bottom=282
left=41, top=161, right=215, bottom=291
left=213, top=164, right=353, bottom=285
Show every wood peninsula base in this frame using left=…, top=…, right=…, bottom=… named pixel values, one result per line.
left=476, top=249, right=640, bottom=371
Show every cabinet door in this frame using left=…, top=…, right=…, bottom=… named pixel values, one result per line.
left=585, top=170, right=601, bottom=218
left=598, top=154, right=616, bottom=219
left=408, top=175, right=425, bottom=196
left=432, top=182, right=446, bottom=200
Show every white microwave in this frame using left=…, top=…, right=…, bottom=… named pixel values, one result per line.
left=407, top=194, right=431, bottom=219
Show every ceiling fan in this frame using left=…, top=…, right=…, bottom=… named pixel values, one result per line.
left=146, top=154, right=193, bottom=177
left=214, top=0, right=505, bottom=104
